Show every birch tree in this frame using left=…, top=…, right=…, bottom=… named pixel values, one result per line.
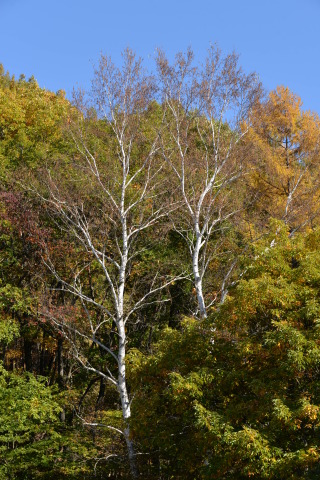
left=36, top=50, right=178, bottom=478
left=156, top=46, right=261, bottom=318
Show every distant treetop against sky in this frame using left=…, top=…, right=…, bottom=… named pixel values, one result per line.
left=1, top=0, right=319, bottom=113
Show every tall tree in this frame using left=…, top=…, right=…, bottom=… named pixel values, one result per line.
left=156, top=46, right=261, bottom=317
left=34, top=49, right=182, bottom=477
left=248, top=86, right=320, bottom=230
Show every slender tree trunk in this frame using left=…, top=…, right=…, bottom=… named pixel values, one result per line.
left=57, top=335, right=64, bottom=386
left=193, top=231, right=207, bottom=319
left=24, top=338, right=33, bottom=372
left=39, top=331, right=47, bottom=375
left=286, top=136, right=291, bottom=194
left=95, top=377, right=106, bottom=411
left=117, top=209, right=138, bottom=477
left=57, top=335, right=65, bottom=422
left=118, top=321, right=138, bottom=478
left=124, top=426, right=139, bottom=479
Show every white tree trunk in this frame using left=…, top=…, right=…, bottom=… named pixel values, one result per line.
left=118, top=321, right=138, bottom=477
left=192, top=233, right=207, bottom=319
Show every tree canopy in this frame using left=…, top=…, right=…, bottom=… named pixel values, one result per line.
left=1, top=48, right=320, bottom=479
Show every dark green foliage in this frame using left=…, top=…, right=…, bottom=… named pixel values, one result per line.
left=130, top=228, right=320, bottom=479
left=0, top=366, right=61, bottom=479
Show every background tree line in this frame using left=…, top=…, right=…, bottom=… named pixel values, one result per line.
left=1, top=46, right=320, bottom=479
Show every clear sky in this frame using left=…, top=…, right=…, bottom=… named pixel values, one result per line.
left=1, top=0, right=320, bottom=113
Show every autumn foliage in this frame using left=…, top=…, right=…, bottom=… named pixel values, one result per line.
left=1, top=50, right=320, bottom=479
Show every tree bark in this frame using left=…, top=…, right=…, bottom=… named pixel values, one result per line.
left=193, top=231, right=207, bottom=319
left=118, top=324, right=138, bottom=478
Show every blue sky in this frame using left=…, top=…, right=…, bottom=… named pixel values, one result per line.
left=1, top=0, right=320, bottom=113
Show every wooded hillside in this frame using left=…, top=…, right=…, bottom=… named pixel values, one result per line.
left=1, top=48, right=320, bottom=479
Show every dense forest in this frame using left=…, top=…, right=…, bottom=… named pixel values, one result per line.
left=1, top=47, right=320, bottom=479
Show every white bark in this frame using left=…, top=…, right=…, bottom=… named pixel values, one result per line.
left=193, top=229, right=207, bottom=318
